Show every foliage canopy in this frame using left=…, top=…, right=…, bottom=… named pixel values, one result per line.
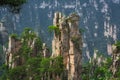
left=0, top=0, right=27, bottom=13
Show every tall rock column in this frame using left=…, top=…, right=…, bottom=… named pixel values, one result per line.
left=52, top=12, right=82, bottom=80
left=68, top=14, right=82, bottom=80
left=6, top=36, right=22, bottom=68
left=0, top=22, right=8, bottom=65
left=59, top=17, right=70, bottom=69
left=52, top=12, right=62, bottom=57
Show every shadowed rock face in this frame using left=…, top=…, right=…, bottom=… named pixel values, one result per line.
left=6, top=37, right=22, bottom=68
left=0, top=22, right=8, bottom=45
left=0, top=22, right=8, bottom=66
left=52, top=12, right=82, bottom=80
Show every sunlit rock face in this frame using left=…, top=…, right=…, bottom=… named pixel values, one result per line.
left=0, top=0, right=120, bottom=61
left=52, top=12, right=82, bottom=80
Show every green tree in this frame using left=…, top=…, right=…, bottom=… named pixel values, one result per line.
left=81, top=55, right=113, bottom=80
left=21, top=28, right=36, bottom=43
left=9, top=66, right=27, bottom=80
left=0, top=0, right=27, bottom=13
left=10, top=33, right=18, bottom=40
left=48, top=25, right=60, bottom=35
left=0, top=27, right=66, bottom=80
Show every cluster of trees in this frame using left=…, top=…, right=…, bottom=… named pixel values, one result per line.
left=0, top=0, right=27, bottom=13
left=82, top=52, right=120, bottom=80
left=0, top=56, right=65, bottom=80
left=1, top=1, right=120, bottom=79
left=0, top=28, right=65, bottom=80
left=0, top=0, right=26, bottom=6
left=1, top=28, right=120, bottom=80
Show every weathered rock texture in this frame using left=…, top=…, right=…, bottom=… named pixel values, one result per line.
left=0, top=22, right=8, bottom=66
left=6, top=36, right=22, bottom=68
left=6, top=36, right=50, bottom=68
left=0, top=22, right=8, bottom=45
left=52, top=12, right=82, bottom=80
left=42, top=43, right=50, bottom=58
left=5, top=12, right=82, bottom=80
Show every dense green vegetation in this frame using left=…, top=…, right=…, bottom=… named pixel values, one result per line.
left=0, top=56, right=64, bottom=80
left=0, top=0, right=120, bottom=79
left=0, top=28, right=65, bottom=80
left=82, top=52, right=120, bottom=80
left=82, top=56, right=112, bottom=80
left=0, top=0, right=26, bottom=6
left=48, top=25, right=60, bottom=35
left=114, top=41, right=120, bottom=49
left=1, top=28, right=120, bottom=80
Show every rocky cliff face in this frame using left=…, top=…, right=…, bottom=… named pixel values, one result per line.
left=6, top=36, right=22, bottom=68
left=5, top=15, right=82, bottom=79
left=52, top=12, right=82, bottom=80
left=0, top=0, right=120, bottom=64
left=6, top=35, right=50, bottom=68
left=0, top=22, right=8, bottom=65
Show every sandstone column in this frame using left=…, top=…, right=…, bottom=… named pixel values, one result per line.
left=52, top=12, right=62, bottom=57
left=68, top=14, right=82, bottom=80
left=52, top=12, right=82, bottom=80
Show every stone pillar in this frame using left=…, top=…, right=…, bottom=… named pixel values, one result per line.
left=0, top=22, right=8, bottom=65
left=6, top=36, right=16, bottom=68
left=59, top=18, right=70, bottom=69
left=42, top=43, right=50, bottom=58
left=52, top=12, right=62, bottom=57
left=6, top=36, right=22, bottom=68
left=52, top=12, right=82, bottom=80
left=68, top=14, right=82, bottom=80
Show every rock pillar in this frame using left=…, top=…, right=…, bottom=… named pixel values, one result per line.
left=52, top=12, right=62, bottom=57
left=52, top=12, right=82, bottom=80
left=68, top=14, right=82, bottom=80
left=6, top=36, right=22, bottom=68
